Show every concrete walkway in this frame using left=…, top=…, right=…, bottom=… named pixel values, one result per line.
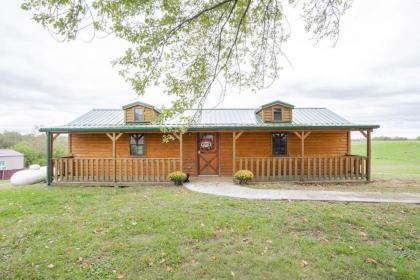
left=185, top=181, right=420, bottom=204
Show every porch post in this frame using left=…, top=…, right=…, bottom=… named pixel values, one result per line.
left=294, top=131, right=311, bottom=181
left=233, top=132, right=236, bottom=175
left=232, top=131, right=244, bottom=175
left=172, top=132, right=183, bottom=172
left=347, top=131, right=351, bottom=155
left=367, top=130, right=371, bottom=181
left=300, top=132, right=304, bottom=181
left=112, top=133, right=117, bottom=183
left=46, top=131, right=52, bottom=185
left=107, top=133, right=123, bottom=183
left=180, top=133, right=183, bottom=172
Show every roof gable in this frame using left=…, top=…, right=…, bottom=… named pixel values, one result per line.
left=122, top=101, right=161, bottom=112
left=0, top=149, right=24, bottom=157
left=255, top=100, right=294, bottom=113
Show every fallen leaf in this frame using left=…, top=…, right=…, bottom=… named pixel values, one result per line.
left=365, top=257, right=377, bottom=265
left=360, top=231, right=368, bottom=237
left=83, top=262, right=92, bottom=269
left=300, top=260, right=309, bottom=268
left=165, top=265, right=172, bottom=272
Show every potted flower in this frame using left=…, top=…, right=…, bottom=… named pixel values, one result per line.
left=168, top=171, right=187, bottom=186
left=234, top=170, right=254, bottom=185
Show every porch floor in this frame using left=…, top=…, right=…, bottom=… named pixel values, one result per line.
left=184, top=180, right=420, bottom=204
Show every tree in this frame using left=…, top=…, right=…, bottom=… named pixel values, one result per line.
left=0, top=131, right=23, bottom=148
left=21, top=0, right=352, bottom=125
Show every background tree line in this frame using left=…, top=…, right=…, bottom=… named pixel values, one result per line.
left=0, top=131, right=68, bottom=166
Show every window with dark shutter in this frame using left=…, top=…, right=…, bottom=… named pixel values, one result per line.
left=130, top=134, right=144, bottom=156
left=272, top=133, right=287, bottom=155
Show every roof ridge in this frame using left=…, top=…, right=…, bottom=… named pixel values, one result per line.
left=90, top=107, right=329, bottom=111
left=294, top=107, right=327, bottom=109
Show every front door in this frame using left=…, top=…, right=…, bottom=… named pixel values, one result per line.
left=198, top=133, right=219, bottom=175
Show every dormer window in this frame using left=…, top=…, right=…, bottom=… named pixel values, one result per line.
left=134, top=108, right=144, bottom=122
left=273, top=108, right=282, bottom=122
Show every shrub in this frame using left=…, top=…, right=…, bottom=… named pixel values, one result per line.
left=234, top=170, right=254, bottom=185
left=168, top=171, right=187, bottom=185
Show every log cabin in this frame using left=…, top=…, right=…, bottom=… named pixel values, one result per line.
left=40, top=100, right=379, bottom=185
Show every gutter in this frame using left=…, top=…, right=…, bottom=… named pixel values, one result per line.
left=39, top=124, right=380, bottom=133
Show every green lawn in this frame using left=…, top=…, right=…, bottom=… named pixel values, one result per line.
left=0, top=184, right=419, bottom=279
left=0, top=140, right=419, bottom=279
left=352, top=140, right=420, bottom=178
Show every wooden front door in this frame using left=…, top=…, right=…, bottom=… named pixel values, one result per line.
left=197, top=133, right=219, bottom=175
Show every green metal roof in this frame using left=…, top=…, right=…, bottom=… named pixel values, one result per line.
left=39, top=108, right=379, bottom=132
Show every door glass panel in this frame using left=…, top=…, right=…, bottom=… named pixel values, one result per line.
left=199, top=134, right=215, bottom=153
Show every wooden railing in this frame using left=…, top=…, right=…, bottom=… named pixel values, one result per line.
left=52, top=157, right=181, bottom=183
left=236, top=156, right=368, bottom=182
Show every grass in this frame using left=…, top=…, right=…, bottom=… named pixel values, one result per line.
left=0, top=184, right=419, bottom=279
left=352, top=140, right=420, bottom=178
left=253, top=178, right=420, bottom=193
left=0, top=140, right=419, bottom=279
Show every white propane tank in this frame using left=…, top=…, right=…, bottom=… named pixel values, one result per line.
left=10, top=166, right=47, bottom=186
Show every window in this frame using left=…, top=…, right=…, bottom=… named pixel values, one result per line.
left=134, top=108, right=144, bottom=122
left=273, top=108, right=282, bottom=122
left=130, top=134, right=145, bottom=156
left=272, top=133, right=287, bottom=155
left=0, top=161, right=6, bottom=170
left=199, top=134, right=216, bottom=153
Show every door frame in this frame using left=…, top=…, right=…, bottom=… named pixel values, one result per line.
left=197, top=132, right=220, bottom=176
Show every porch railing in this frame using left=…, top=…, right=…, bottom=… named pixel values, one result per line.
left=52, top=157, right=181, bottom=183
left=236, top=155, right=367, bottom=181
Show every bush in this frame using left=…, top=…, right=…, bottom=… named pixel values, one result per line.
left=234, top=170, right=254, bottom=185
left=168, top=171, right=187, bottom=185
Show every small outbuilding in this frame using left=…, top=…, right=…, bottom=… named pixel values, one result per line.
left=0, top=149, right=24, bottom=180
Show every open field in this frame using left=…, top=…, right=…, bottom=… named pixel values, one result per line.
left=0, top=140, right=419, bottom=279
left=352, top=140, right=420, bottom=178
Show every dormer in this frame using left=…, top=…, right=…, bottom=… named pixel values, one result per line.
left=123, top=101, right=160, bottom=123
left=255, top=100, right=294, bottom=123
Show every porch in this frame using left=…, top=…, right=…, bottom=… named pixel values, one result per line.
left=51, top=155, right=368, bottom=184
left=46, top=129, right=372, bottom=185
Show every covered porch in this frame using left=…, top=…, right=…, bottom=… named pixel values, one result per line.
left=46, top=129, right=373, bottom=185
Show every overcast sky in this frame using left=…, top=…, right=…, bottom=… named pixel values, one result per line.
left=1, top=1, right=419, bottom=137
